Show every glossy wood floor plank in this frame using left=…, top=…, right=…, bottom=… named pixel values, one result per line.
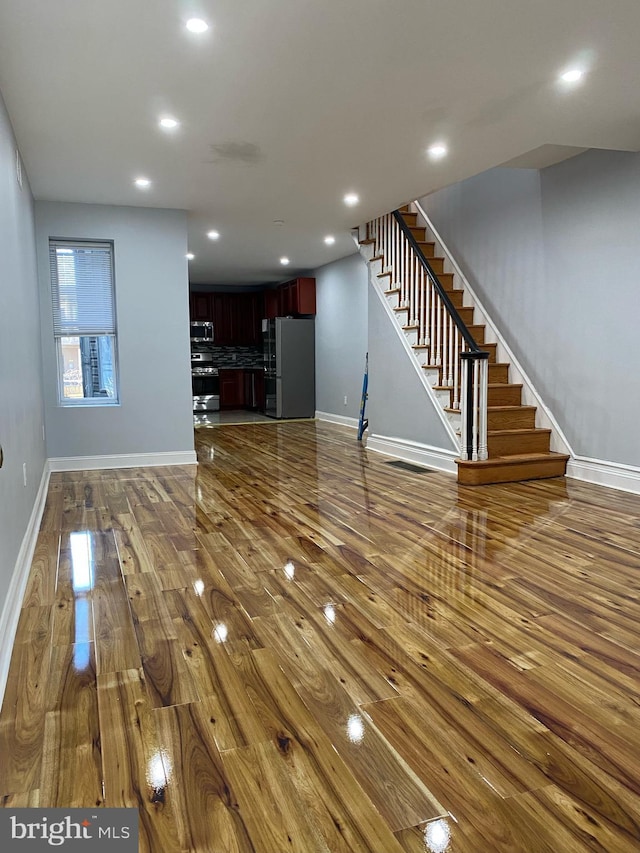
left=97, top=668, right=184, bottom=852
left=258, top=649, right=443, bottom=830
left=229, top=647, right=407, bottom=852
left=395, top=818, right=477, bottom=853
left=3, top=421, right=640, bottom=850
left=164, top=595, right=267, bottom=752
left=153, top=700, right=259, bottom=853
left=21, top=532, right=59, bottom=607
left=40, top=642, right=102, bottom=807
left=221, top=740, right=332, bottom=853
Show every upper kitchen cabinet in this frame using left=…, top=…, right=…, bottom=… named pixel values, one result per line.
left=235, top=292, right=264, bottom=346
left=191, top=291, right=264, bottom=346
left=211, top=293, right=234, bottom=345
left=280, top=277, right=316, bottom=316
left=189, top=291, right=213, bottom=321
left=264, top=278, right=316, bottom=318
left=264, top=288, right=279, bottom=320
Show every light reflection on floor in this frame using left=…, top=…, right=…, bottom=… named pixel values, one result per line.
left=194, top=410, right=316, bottom=426
left=194, top=410, right=274, bottom=426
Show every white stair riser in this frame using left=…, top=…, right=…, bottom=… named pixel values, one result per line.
left=404, top=328, right=418, bottom=346
left=370, top=258, right=383, bottom=276
left=446, top=410, right=462, bottom=431
left=423, top=368, right=440, bottom=387
left=385, top=291, right=400, bottom=309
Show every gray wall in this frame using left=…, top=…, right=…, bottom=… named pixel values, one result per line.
left=368, top=282, right=457, bottom=449
left=35, top=202, right=194, bottom=458
left=314, top=253, right=368, bottom=420
left=0, top=92, right=46, bottom=611
left=314, top=249, right=457, bottom=451
left=421, top=152, right=640, bottom=467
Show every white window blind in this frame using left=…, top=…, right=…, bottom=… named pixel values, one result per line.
left=49, top=241, right=115, bottom=335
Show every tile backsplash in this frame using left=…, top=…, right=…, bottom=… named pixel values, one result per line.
left=191, top=344, right=263, bottom=368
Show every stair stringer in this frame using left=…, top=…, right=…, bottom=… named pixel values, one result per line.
left=412, top=200, right=574, bottom=459
left=357, top=239, right=461, bottom=453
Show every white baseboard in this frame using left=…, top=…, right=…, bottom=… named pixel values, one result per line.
left=567, top=456, right=640, bottom=495
left=0, top=464, right=50, bottom=712
left=366, top=434, right=458, bottom=473
left=48, top=450, right=198, bottom=472
left=315, top=411, right=359, bottom=429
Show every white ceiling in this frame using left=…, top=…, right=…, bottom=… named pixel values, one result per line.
left=1, top=0, right=640, bottom=285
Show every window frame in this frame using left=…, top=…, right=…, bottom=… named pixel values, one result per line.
left=49, top=239, right=120, bottom=407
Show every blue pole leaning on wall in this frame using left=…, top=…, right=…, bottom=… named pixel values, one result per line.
left=357, top=353, right=369, bottom=441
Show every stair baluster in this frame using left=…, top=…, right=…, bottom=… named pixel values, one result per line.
left=364, top=208, right=490, bottom=464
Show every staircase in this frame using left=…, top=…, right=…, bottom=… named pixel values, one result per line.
left=359, top=205, right=569, bottom=486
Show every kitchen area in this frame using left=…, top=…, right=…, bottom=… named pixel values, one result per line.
left=189, top=278, right=316, bottom=425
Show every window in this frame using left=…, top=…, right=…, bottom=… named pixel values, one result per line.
left=49, top=240, right=119, bottom=405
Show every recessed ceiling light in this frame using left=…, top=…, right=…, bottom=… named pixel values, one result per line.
left=343, top=193, right=359, bottom=206
left=134, top=177, right=151, bottom=189
left=159, top=117, right=179, bottom=130
left=560, top=68, right=584, bottom=83
left=280, top=257, right=290, bottom=265
left=186, top=253, right=195, bottom=260
left=186, top=18, right=209, bottom=33
left=324, top=235, right=336, bottom=245
left=207, top=230, right=220, bottom=240
left=427, top=143, right=448, bottom=160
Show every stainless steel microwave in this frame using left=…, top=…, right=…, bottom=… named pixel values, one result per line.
left=190, top=321, right=214, bottom=342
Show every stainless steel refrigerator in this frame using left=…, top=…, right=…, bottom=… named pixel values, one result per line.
left=263, top=317, right=315, bottom=418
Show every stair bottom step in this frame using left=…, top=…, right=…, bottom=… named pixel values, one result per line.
left=456, top=452, right=570, bottom=486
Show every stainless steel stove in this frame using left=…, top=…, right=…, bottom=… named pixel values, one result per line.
left=191, top=352, right=220, bottom=411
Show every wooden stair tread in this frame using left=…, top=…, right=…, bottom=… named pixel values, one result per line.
left=444, top=405, right=536, bottom=415
left=487, top=427, right=551, bottom=436
left=458, top=451, right=569, bottom=466
left=384, top=288, right=401, bottom=295
left=456, top=451, right=569, bottom=485
left=487, top=405, right=536, bottom=413
left=423, top=362, right=510, bottom=369
left=489, top=382, right=522, bottom=389
left=416, top=243, right=437, bottom=258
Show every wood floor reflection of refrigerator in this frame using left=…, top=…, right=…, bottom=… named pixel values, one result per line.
left=263, top=317, right=315, bottom=418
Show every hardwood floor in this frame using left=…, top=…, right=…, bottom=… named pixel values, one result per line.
left=2, top=420, right=640, bottom=851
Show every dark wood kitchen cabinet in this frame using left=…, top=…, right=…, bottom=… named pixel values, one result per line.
left=244, top=368, right=265, bottom=411
left=192, top=291, right=264, bottom=345
left=264, top=288, right=279, bottom=319
left=189, top=292, right=213, bottom=321
left=219, top=369, right=245, bottom=409
left=279, top=277, right=316, bottom=315
left=211, top=294, right=234, bottom=345
left=266, top=277, right=316, bottom=317
left=235, top=293, right=264, bottom=346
